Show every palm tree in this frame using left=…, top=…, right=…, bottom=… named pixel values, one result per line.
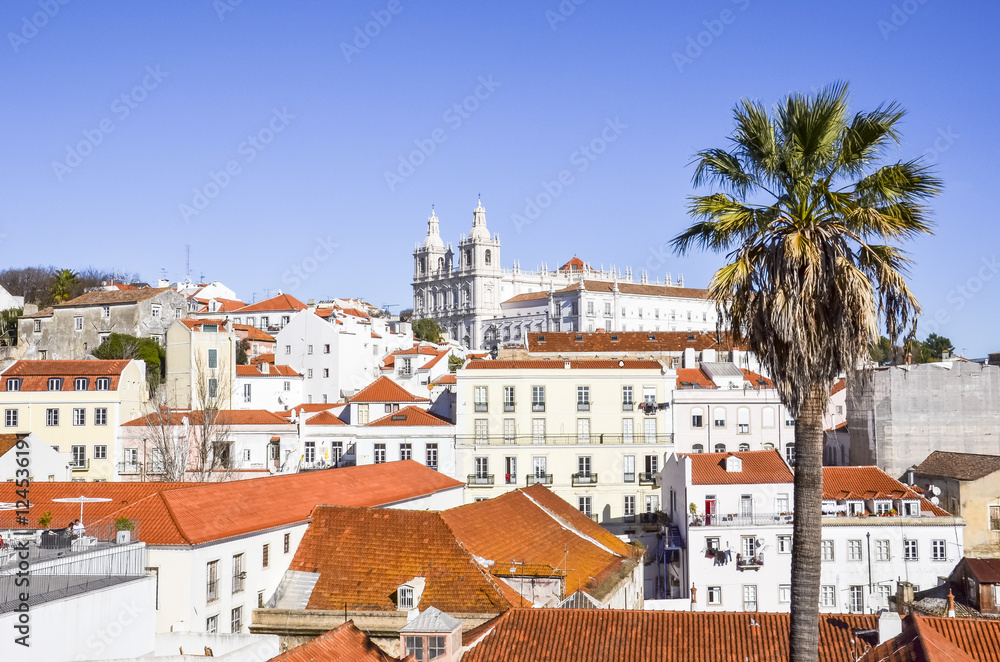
left=672, top=82, right=940, bottom=662
left=50, top=268, right=79, bottom=303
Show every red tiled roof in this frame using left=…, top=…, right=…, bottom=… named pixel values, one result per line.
left=462, top=610, right=878, bottom=662
left=527, top=331, right=746, bottom=353
left=4, top=461, right=462, bottom=546
left=964, top=558, right=1000, bottom=584
left=826, top=421, right=848, bottom=432
left=0, top=434, right=27, bottom=457
left=0, top=360, right=131, bottom=392
left=305, top=410, right=346, bottom=426
left=289, top=505, right=519, bottom=613
left=179, top=318, right=228, bottom=330
left=232, top=323, right=275, bottom=342
left=54, top=287, right=170, bottom=307
left=235, top=364, right=299, bottom=378
left=366, top=406, right=451, bottom=427
left=560, top=257, right=586, bottom=271
left=233, top=293, right=307, bottom=314
left=250, top=353, right=275, bottom=365
left=435, top=375, right=457, bottom=384
left=441, top=485, right=640, bottom=602
left=213, top=298, right=245, bottom=312
left=742, top=369, right=774, bottom=388
left=681, top=450, right=794, bottom=485
left=914, top=452, right=1000, bottom=482
left=122, top=409, right=292, bottom=427
left=676, top=367, right=716, bottom=389
left=464, top=359, right=664, bottom=370
left=568, top=279, right=710, bottom=299
left=503, top=291, right=550, bottom=304
left=831, top=378, right=846, bottom=396
left=20, top=306, right=53, bottom=319
left=822, top=466, right=952, bottom=516
left=349, top=376, right=429, bottom=403
left=270, top=621, right=401, bottom=662
left=860, top=614, right=1000, bottom=662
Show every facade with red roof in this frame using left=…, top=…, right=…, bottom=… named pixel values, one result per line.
left=234, top=361, right=303, bottom=412
left=230, top=293, right=307, bottom=331
left=164, top=317, right=239, bottom=411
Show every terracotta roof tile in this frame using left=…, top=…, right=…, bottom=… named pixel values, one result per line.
left=860, top=614, right=1000, bottom=662
left=233, top=323, right=275, bottom=341
left=527, top=331, right=746, bottom=353
left=463, top=610, right=879, bottom=662
left=914, top=451, right=1000, bottom=481
left=3, top=461, right=462, bottom=546
left=305, top=410, right=346, bottom=426
left=289, top=505, right=517, bottom=613
left=464, top=359, right=664, bottom=370
left=179, top=318, right=229, bottom=330
left=0, top=434, right=27, bottom=457
left=250, top=353, right=275, bottom=365
left=676, top=367, right=716, bottom=389
left=54, top=287, right=171, bottom=307
left=831, top=378, right=846, bottom=396
left=503, top=291, right=550, bottom=304
left=270, top=621, right=401, bottom=662
left=963, top=558, right=1000, bottom=584
left=235, top=364, right=299, bottom=378
left=366, top=406, right=451, bottom=427
left=562, top=279, right=710, bottom=299
left=20, top=306, right=53, bottom=319
left=233, top=293, right=307, bottom=314
left=1, top=360, right=131, bottom=392
left=435, top=375, right=457, bottom=385
left=123, top=409, right=291, bottom=427
left=349, top=376, right=429, bottom=403
left=213, top=298, right=245, bottom=312
left=681, top=450, right=795, bottom=485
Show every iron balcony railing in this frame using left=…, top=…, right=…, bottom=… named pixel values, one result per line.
left=457, top=433, right=673, bottom=447
left=638, top=472, right=658, bottom=485
left=467, top=474, right=494, bottom=487
left=689, top=511, right=794, bottom=528
left=572, top=473, right=598, bottom=486
left=70, top=459, right=90, bottom=471
left=526, top=474, right=553, bottom=486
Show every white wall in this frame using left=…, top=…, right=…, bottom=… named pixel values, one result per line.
left=0, top=432, right=71, bottom=481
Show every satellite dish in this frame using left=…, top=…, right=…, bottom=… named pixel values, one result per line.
left=931, top=485, right=941, bottom=496
left=867, top=593, right=885, bottom=611
left=931, top=496, right=940, bottom=505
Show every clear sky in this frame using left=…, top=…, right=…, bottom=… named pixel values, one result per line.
left=2, top=0, right=997, bottom=355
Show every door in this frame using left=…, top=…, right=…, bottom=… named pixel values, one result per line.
left=577, top=418, right=591, bottom=444
left=532, top=456, right=547, bottom=483
left=705, top=496, right=716, bottom=525
left=740, top=495, right=754, bottom=520
left=504, top=456, right=517, bottom=485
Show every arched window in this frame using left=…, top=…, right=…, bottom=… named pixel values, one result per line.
left=692, top=444, right=704, bottom=454
left=503, top=327, right=510, bottom=341
left=739, top=443, right=750, bottom=452
left=737, top=407, right=750, bottom=434
left=485, top=249, right=492, bottom=265
left=514, top=326, right=521, bottom=339
left=714, top=443, right=726, bottom=453
left=713, top=407, right=726, bottom=428
left=763, top=443, right=775, bottom=450
left=438, top=257, right=444, bottom=271
left=464, top=249, right=472, bottom=266
left=785, top=443, right=796, bottom=466
left=762, top=407, right=775, bottom=428
left=416, top=293, right=424, bottom=309
left=418, top=257, right=425, bottom=274
left=691, top=407, right=704, bottom=428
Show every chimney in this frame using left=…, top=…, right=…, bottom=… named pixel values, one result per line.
left=947, top=588, right=956, bottom=617
left=878, top=611, right=902, bottom=644
left=896, top=581, right=914, bottom=615
left=690, top=584, right=697, bottom=611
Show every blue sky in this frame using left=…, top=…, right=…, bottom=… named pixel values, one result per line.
left=1, top=0, right=997, bottom=355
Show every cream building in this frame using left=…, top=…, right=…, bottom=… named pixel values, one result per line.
left=165, top=318, right=238, bottom=410
left=0, top=359, right=148, bottom=481
left=454, top=358, right=676, bottom=545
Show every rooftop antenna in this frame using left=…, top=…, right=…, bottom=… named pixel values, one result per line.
left=185, top=245, right=191, bottom=282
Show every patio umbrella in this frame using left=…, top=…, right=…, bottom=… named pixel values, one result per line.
left=51, top=496, right=113, bottom=526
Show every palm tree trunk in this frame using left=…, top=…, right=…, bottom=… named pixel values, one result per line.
left=789, top=385, right=825, bottom=662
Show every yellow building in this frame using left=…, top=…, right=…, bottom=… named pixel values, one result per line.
left=0, top=359, right=149, bottom=481
left=165, top=318, right=238, bottom=410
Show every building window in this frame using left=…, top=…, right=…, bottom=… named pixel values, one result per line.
left=258, top=591, right=265, bottom=608
left=332, top=441, right=343, bottom=465
left=474, top=386, right=488, bottom=412
left=849, top=586, right=864, bottom=613
left=33, top=319, right=42, bottom=333
left=743, top=585, right=757, bottom=612
left=777, top=535, right=792, bottom=554
left=531, top=386, right=545, bottom=412
left=623, top=455, right=635, bottom=483
left=399, top=585, right=414, bottom=610
left=304, top=441, right=315, bottom=464
left=691, top=407, right=704, bottom=428
left=6, top=378, right=21, bottom=392
left=262, top=544, right=269, bottom=568
left=404, top=636, right=423, bottom=661
left=737, top=407, right=750, bottom=434
left=70, top=445, right=86, bottom=467
left=624, top=494, right=636, bottom=522
left=707, top=586, right=722, bottom=605
left=283, top=381, right=291, bottom=391
left=96, top=378, right=111, bottom=391
left=874, top=500, right=891, bottom=516
left=4, top=409, right=17, bottom=427
left=577, top=386, right=590, bottom=411
left=820, top=585, right=836, bottom=607
left=395, top=443, right=410, bottom=461
left=151, top=304, right=161, bottom=318
left=503, top=456, right=517, bottom=484
left=323, top=344, right=330, bottom=354
left=932, top=539, right=947, bottom=561
left=428, top=636, right=445, bottom=659
left=284, top=533, right=290, bottom=554
left=46, top=408, right=59, bottom=426
left=100, top=305, right=110, bottom=319
left=74, top=377, right=89, bottom=391
left=206, top=348, right=218, bottom=369
left=875, top=539, right=891, bottom=561
left=426, top=444, right=438, bottom=470
left=208, top=378, right=218, bottom=399
left=48, top=377, right=63, bottom=391
left=206, top=560, right=219, bottom=602
left=990, top=505, right=1000, bottom=530
left=621, top=386, right=634, bottom=411
left=232, top=553, right=245, bottom=593
left=902, top=500, right=920, bottom=517
left=94, top=445, right=107, bottom=460
left=847, top=539, right=863, bottom=561
left=904, top=539, right=918, bottom=560
left=231, top=606, right=242, bottom=633
left=644, top=417, right=657, bottom=443
left=243, top=383, right=252, bottom=403
left=474, top=419, right=488, bottom=443
left=206, top=614, right=218, bottom=633
left=714, top=443, right=726, bottom=453
left=285, top=345, right=291, bottom=355
left=307, top=344, right=313, bottom=355
left=502, top=386, right=515, bottom=412
left=821, top=540, right=834, bottom=561
left=713, top=407, right=726, bottom=428
left=307, top=369, right=313, bottom=379
left=785, top=443, right=796, bottom=466
left=322, top=368, right=329, bottom=378
left=578, top=496, right=592, bottom=517
left=779, top=585, right=791, bottom=603
left=72, top=408, right=85, bottom=426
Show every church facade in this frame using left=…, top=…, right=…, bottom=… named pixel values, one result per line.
left=412, top=199, right=716, bottom=349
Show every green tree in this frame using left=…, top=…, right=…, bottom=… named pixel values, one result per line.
left=0, top=308, right=22, bottom=346
left=412, top=318, right=444, bottom=343
left=92, top=333, right=166, bottom=393
left=672, top=83, right=940, bottom=661
left=922, top=333, right=954, bottom=359
left=448, top=354, right=465, bottom=372
left=869, top=336, right=895, bottom=364
left=236, top=338, right=251, bottom=365
left=50, top=269, right=78, bottom=303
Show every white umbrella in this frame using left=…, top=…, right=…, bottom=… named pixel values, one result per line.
left=51, top=496, right=113, bottom=526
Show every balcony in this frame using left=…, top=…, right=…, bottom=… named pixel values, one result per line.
left=118, top=461, right=141, bottom=475
left=525, top=473, right=553, bottom=486
left=467, top=474, right=494, bottom=487
left=736, top=554, right=764, bottom=571
left=474, top=403, right=488, bottom=413
left=70, top=459, right=90, bottom=471
left=457, top=433, right=674, bottom=447
left=532, top=403, right=546, bottom=412
left=572, top=473, right=598, bottom=487
left=689, top=512, right=794, bottom=527
left=622, top=402, right=634, bottom=412
left=638, top=472, right=657, bottom=485
left=577, top=403, right=590, bottom=412
left=503, top=403, right=515, bottom=412
left=623, top=472, right=636, bottom=483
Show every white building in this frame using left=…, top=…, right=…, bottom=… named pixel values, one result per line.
left=453, top=358, right=676, bottom=553
left=659, top=449, right=795, bottom=610
left=380, top=343, right=459, bottom=393
left=345, top=405, right=457, bottom=477
left=0, top=283, right=23, bottom=311
left=0, top=432, right=71, bottom=482
left=411, top=200, right=705, bottom=349
left=235, top=363, right=303, bottom=411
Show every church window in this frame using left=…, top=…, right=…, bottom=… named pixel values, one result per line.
left=485, top=249, right=492, bottom=266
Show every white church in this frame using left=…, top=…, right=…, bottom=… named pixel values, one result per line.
left=411, top=199, right=718, bottom=349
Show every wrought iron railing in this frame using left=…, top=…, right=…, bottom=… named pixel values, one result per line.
left=467, top=474, right=494, bottom=487
left=457, top=433, right=673, bottom=447
left=689, top=512, right=794, bottom=527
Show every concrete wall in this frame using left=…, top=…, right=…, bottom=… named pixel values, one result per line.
left=913, top=471, right=1000, bottom=558
left=848, top=362, right=1000, bottom=478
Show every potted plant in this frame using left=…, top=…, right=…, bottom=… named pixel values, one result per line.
left=38, top=511, right=53, bottom=528
left=114, top=516, right=135, bottom=532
